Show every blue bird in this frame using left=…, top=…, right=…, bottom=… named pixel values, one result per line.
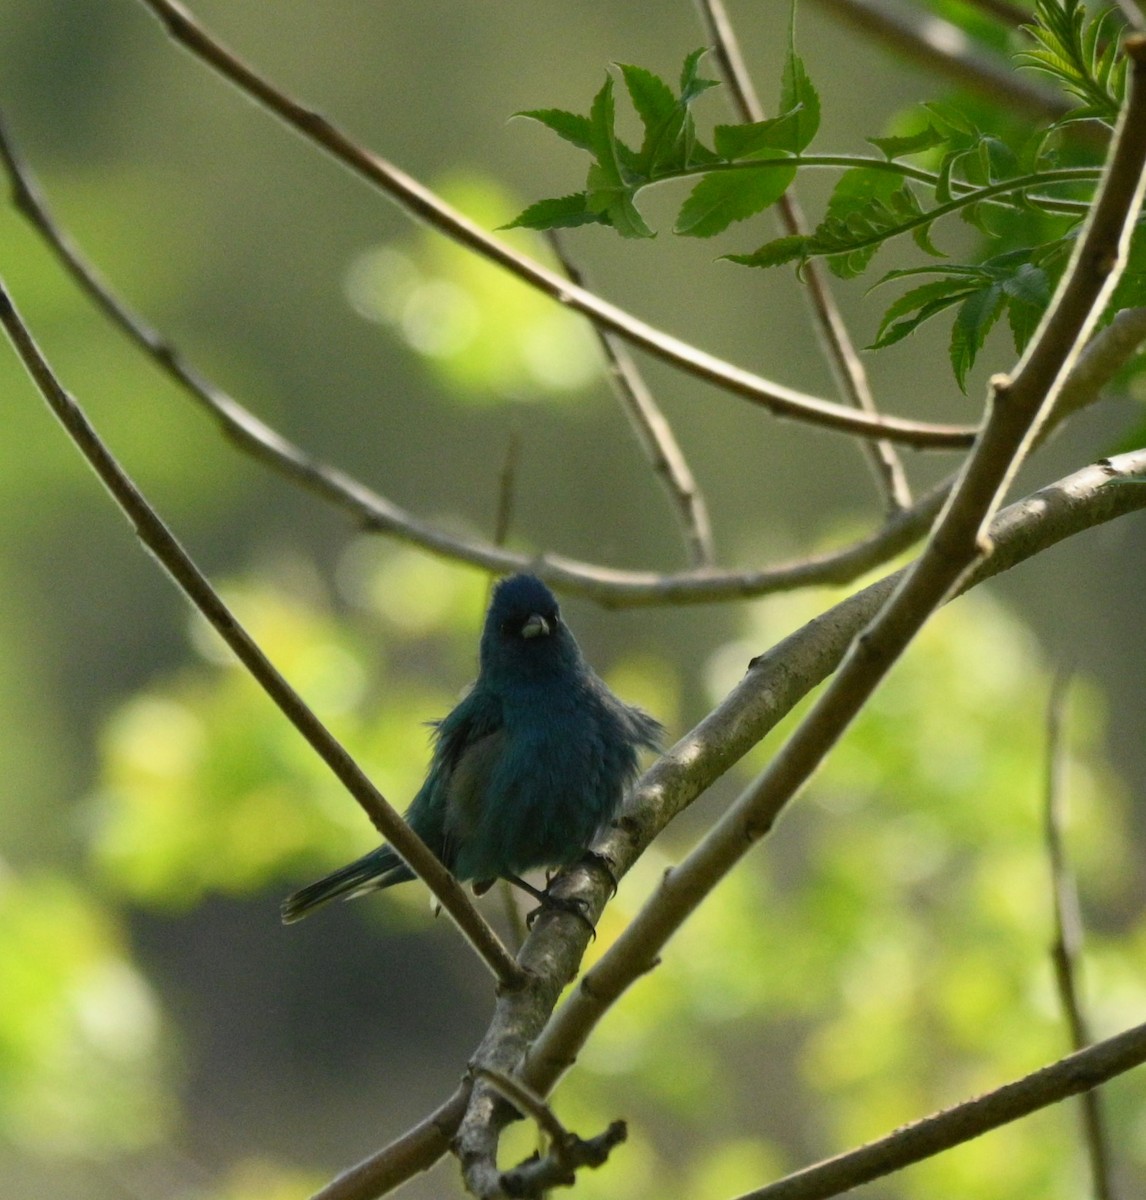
left=281, top=573, right=663, bottom=924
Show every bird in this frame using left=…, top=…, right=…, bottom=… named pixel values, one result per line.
left=281, top=573, right=663, bottom=924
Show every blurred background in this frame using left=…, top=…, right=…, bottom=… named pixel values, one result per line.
left=1, top=2, right=1144, bottom=1198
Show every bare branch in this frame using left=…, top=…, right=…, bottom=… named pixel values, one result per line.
left=132, top=0, right=976, bottom=448
left=546, top=233, right=716, bottom=567
left=809, top=0, right=1073, bottom=121
left=729, top=1018, right=1146, bottom=1200
left=695, top=0, right=913, bottom=513
left=0, top=282, right=526, bottom=995
left=0, top=104, right=962, bottom=609
left=1044, top=671, right=1117, bottom=1200
left=309, top=1084, right=471, bottom=1200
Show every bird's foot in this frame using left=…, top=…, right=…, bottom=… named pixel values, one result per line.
left=505, top=875, right=597, bottom=939
left=581, top=849, right=620, bottom=897
left=525, top=890, right=596, bottom=940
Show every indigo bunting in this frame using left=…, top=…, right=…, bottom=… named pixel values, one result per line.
left=281, top=573, right=662, bottom=923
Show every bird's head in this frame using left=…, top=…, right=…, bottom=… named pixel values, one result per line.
left=479, top=574, right=583, bottom=684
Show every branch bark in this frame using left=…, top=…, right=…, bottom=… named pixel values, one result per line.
left=133, top=0, right=976, bottom=448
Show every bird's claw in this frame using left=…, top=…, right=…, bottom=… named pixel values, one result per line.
left=581, top=849, right=620, bottom=897
left=526, top=891, right=597, bottom=940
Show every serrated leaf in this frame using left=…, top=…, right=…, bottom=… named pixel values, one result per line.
left=675, top=161, right=796, bottom=238
left=725, top=234, right=808, bottom=268
left=867, top=126, right=948, bottom=161
left=501, top=193, right=610, bottom=232
left=714, top=110, right=805, bottom=160
left=587, top=77, right=622, bottom=183
left=617, top=63, right=684, bottom=175
left=999, top=261, right=1050, bottom=308
left=871, top=279, right=980, bottom=349
left=912, top=221, right=944, bottom=258
left=950, top=284, right=1006, bottom=391
left=515, top=108, right=595, bottom=153
left=679, top=47, right=719, bottom=103
left=779, top=50, right=820, bottom=153
left=586, top=163, right=654, bottom=238
left=1007, top=297, right=1045, bottom=351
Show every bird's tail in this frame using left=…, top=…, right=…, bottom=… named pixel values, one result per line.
left=280, top=845, right=413, bottom=924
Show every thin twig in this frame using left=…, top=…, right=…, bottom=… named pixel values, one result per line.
left=729, top=1019, right=1146, bottom=1200
left=547, top=232, right=716, bottom=567
left=0, top=282, right=526, bottom=995
left=133, top=0, right=976, bottom=448
left=1044, top=669, right=1116, bottom=1200
left=695, top=0, right=913, bottom=514
left=0, top=105, right=955, bottom=609
left=809, top=0, right=1073, bottom=121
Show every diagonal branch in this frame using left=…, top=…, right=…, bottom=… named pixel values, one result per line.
left=695, top=0, right=913, bottom=514
left=309, top=1085, right=472, bottom=1200
left=1044, top=671, right=1117, bottom=1200
left=0, top=282, right=526, bottom=995
left=809, top=0, right=1074, bottom=121
left=132, top=0, right=976, bottom=449
left=730, top=1018, right=1146, bottom=1200
left=0, top=104, right=951, bottom=609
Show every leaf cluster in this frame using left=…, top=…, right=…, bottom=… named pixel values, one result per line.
left=509, top=1, right=1144, bottom=390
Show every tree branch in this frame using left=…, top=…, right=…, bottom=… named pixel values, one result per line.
left=0, top=104, right=959, bottom=609
left=0, top=282, right=526, bottom=995
left=809, top=0, right=1073, bottom=121
left=330, top=446, right=1146, bottom=1200
left=309, top=1085, right=472, bottom=1200
left=695, top=0, right=913, bottom=514
left=132, top=0, right=976, bottom=448
left=1044, top=671, right=1117, bottom=1200
left=730, top=1018, right=1146, bottom=1200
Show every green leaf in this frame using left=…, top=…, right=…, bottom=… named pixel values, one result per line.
left=779, top=47, right=820, bottom=153
left=714, top=110, right=805, bottom=160
left=675, top=162, right=797, bottom=238
left=867, top=126, right=948, bottom=161
left=725, top=234, right=808, bottom=268
left=502, top=193, right=611, bottom=232
left=871, top=278, right=982, bottom=349
left=1017, top=0, right=1125, bottom=125
left=679, top=47, right=719, bottom=103
left=515, top=108, right=595, bottom=153
left=618, top=62, right=687, bottom=175
left=950, top=284, right=1006, bottom=391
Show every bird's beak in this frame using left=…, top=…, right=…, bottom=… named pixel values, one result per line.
left=521, top=613, right=550, bottom=639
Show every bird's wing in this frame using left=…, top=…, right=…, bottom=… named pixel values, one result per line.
left=412, top=688, right=505, bottom=875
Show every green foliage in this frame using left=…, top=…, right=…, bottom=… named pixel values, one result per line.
left=507, top=44, right=816, bottom=243
left=508, top=1, right=1144, bottom=390
left=0, top=876, right=169, bottom=1153
left=1017, top=0, right=1127, bottom=124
